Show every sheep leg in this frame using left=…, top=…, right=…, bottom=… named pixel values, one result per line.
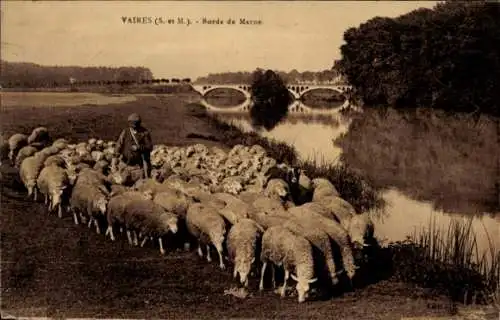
left=197, top=244, right=203, bottom=257
left=73, top=211, right=79, bottom=225
left=88, top=217, right=93, bottom=228
left=126, top=230, right=133, bottom=245
left=271, top=265, right=276, bottom=289
left=132, top=231, right=139, bottom=246
left=233, top=267, right=238, bottom=279
left=33, top=189, right=38, bottom=201
left=106, top=226, right=116, bottom=241
left=259, top=262, right=267, bottom=291
left=140, top=236, right=148, bottom=247
left=57, top=203, right=63, bottom=219
left=44, top=194, right=49, bottom=205
left=158, top=237, right=165, bottom=255
left=206, top=245, right=212, bottom=262
left=280, top=269, right=290, bottom=298
left=94, top=219, right=101, bottom=234
left=216, top=246, right=225, bottom=270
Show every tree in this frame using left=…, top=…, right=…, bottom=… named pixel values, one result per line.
left=249, top=69, right=293, bottom=130
left=336, top=1, right=500, bottom=116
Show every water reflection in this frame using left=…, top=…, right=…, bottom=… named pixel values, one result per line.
left=203, top=90, right=349, bottom=112
left=219, top=112, right=350, bottom=163
left=217, top=111, right=499, bottom=264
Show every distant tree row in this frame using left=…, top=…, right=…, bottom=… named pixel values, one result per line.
left=336, top=1, right=500, bottom=116
left=195, top=68, right=345, bottom=85
left=0, top=61, right=194, bottom=88
left=62, top=78, right=191, bottom=86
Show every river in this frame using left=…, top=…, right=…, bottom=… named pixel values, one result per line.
left=208, top=99, right=500, bottom=265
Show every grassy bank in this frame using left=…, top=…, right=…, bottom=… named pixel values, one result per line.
left=390, top=217, right=499, bottom=305
left=335, top=107, right=499, bottom=214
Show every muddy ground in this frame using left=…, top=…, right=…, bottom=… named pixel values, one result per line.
left=0, top=93, right=479, bottom=319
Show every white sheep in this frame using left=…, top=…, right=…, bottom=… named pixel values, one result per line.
left=263, top=178, right=292, bottom=203
left=52, top=138, right=69, bottom=150
left=93, top=160, right=110, bottom=175
left=249, top=144, right=267, bottom=157
left=38, top=146, right=61, bottom=157
left=345, top=212, right=376, bottom=250
left=247, top=210, right=289, bottom=230
left=312, top=178, right=340, bottom=200
left=287, top=205, right=358, bottom=282
left=105, top=190, right=153, bottom=243
left=314, top=195, right=357, bottom=230
left=227, top=218, right=264, bottom=287
left=14, top=145, right=38, bottom=168
left=186, top=202, right=227, bottom=270
left=213, top=193, right=251, bottom=225
left=259, top=226, right=318, bottom=303
left=109, top=165, right=145, bottom=186
left=27, top=127, right=50, bottom=146
left=249, top=195, right=288, bottom=217
left=37, top=164, right=70, bottom=218
left=122, top=198, right=179, bottom=254
left=283, top=218, right=341, bottom=286
left=8, top=133, right=28, bottom=163
left=220, top=176, right=245, bottom=195
left=43, top=155, right=67, bottom=168
left=69, top=176, right=109, bottom=229
left=75, top=168, right=111, bottom=192
left=152, top=188, right=194, bottom=219
left=109, top=184, right=129, bottom=197
left=19, top=154, right=46, bottom=200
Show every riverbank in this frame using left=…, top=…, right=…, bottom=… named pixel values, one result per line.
left=1, top=92, right=497, bottom=318
left=205, top=109, right=499, bottom=306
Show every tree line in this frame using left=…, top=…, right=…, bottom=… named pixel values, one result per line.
left=335, top=0, right=500, bottom=117
left=0, top=60, right=192, bottom=88
left=195, top=68, right=345, bottom=85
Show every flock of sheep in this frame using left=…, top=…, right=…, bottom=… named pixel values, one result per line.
left=1, top=126, right=376, bottom=303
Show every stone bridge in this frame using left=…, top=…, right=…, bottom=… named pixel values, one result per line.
left=190, top=83, right=351, bottom=100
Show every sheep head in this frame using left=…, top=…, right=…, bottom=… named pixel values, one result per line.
left=292, top=274, right=317, bottom=303
left=25, top=180, right=37, bottom=197
left=235, top=256, right=255, bottom=287
left=96, top=196, right=108, bottom=215
left=166, top=216, right=179, bottom=234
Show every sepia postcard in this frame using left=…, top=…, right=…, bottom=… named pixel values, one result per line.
left=1, top=1, right=499, bottom=319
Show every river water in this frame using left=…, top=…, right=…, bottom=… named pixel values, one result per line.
left=211, top=104, right=499, bottom=265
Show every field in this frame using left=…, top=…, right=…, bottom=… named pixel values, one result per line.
left=0, top=92, right=493, bottom=319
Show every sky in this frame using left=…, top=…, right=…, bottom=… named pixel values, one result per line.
left=1, top=1, right=438, bottom=79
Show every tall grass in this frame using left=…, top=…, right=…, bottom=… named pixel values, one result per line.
left=390, top=216, right=500, bottom=305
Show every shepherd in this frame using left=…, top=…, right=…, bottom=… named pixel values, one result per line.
left=115, top=113, right=153, bottom=179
